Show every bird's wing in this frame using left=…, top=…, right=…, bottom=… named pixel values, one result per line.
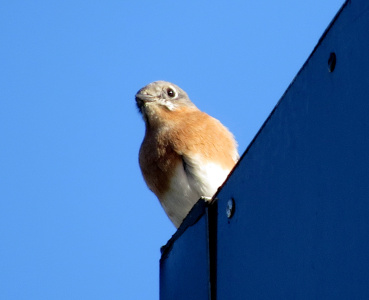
left=181, top=152, right=231, bottom=199
left=172, top=111, right=238, bottom=198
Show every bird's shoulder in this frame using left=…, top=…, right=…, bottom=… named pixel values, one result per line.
left=166, top=108, right=239, bottom=168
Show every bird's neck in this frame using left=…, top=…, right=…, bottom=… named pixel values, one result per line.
left=145, top=106, right=199, bottom=134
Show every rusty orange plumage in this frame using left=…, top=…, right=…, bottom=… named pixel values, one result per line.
left=136, top=81, right=238, bottom=228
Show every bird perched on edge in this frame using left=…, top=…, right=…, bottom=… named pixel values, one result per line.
left=136, top=81, right=239, bottom=228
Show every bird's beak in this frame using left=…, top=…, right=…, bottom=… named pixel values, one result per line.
left=135, top=93, right=157, bottom=113
left=135, top=93, right=156, bottom=103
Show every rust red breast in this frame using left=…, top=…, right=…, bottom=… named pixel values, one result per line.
left=139, top=105, right=238, bottom=227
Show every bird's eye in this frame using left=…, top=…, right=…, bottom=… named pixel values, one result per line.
left=167, top=88, right=176, bottom=98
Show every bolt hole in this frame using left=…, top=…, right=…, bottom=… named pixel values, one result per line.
left=226, top=198, right=235, bottom=219
left=328, top=52, right=336, bottom=72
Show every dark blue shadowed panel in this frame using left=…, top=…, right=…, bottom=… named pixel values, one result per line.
left=160, top=201, right=210, bottom=300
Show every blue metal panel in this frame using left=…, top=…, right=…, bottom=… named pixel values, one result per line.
left=160, top=200, right=211, bottom=300
left=216, top=0, right=369, bottom=298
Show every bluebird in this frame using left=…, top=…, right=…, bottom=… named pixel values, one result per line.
left=136, top=81, right=239, bottom=228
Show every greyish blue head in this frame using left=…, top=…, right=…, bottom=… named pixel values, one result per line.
left=135, top=81, right=197, bottom=118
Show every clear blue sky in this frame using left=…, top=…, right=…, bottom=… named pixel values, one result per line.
left=0, top=1, right=344, bottom=299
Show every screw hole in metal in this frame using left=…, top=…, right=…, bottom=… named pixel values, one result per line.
left=226, top=198, right=235, bottom=219
left=328, top=52, right=336, bottom=72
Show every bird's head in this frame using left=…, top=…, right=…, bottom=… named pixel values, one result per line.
left=135, top=81, right=197, bottom=125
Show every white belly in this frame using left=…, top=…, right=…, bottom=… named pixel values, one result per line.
left=160, top=159, right=231, bottom=228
